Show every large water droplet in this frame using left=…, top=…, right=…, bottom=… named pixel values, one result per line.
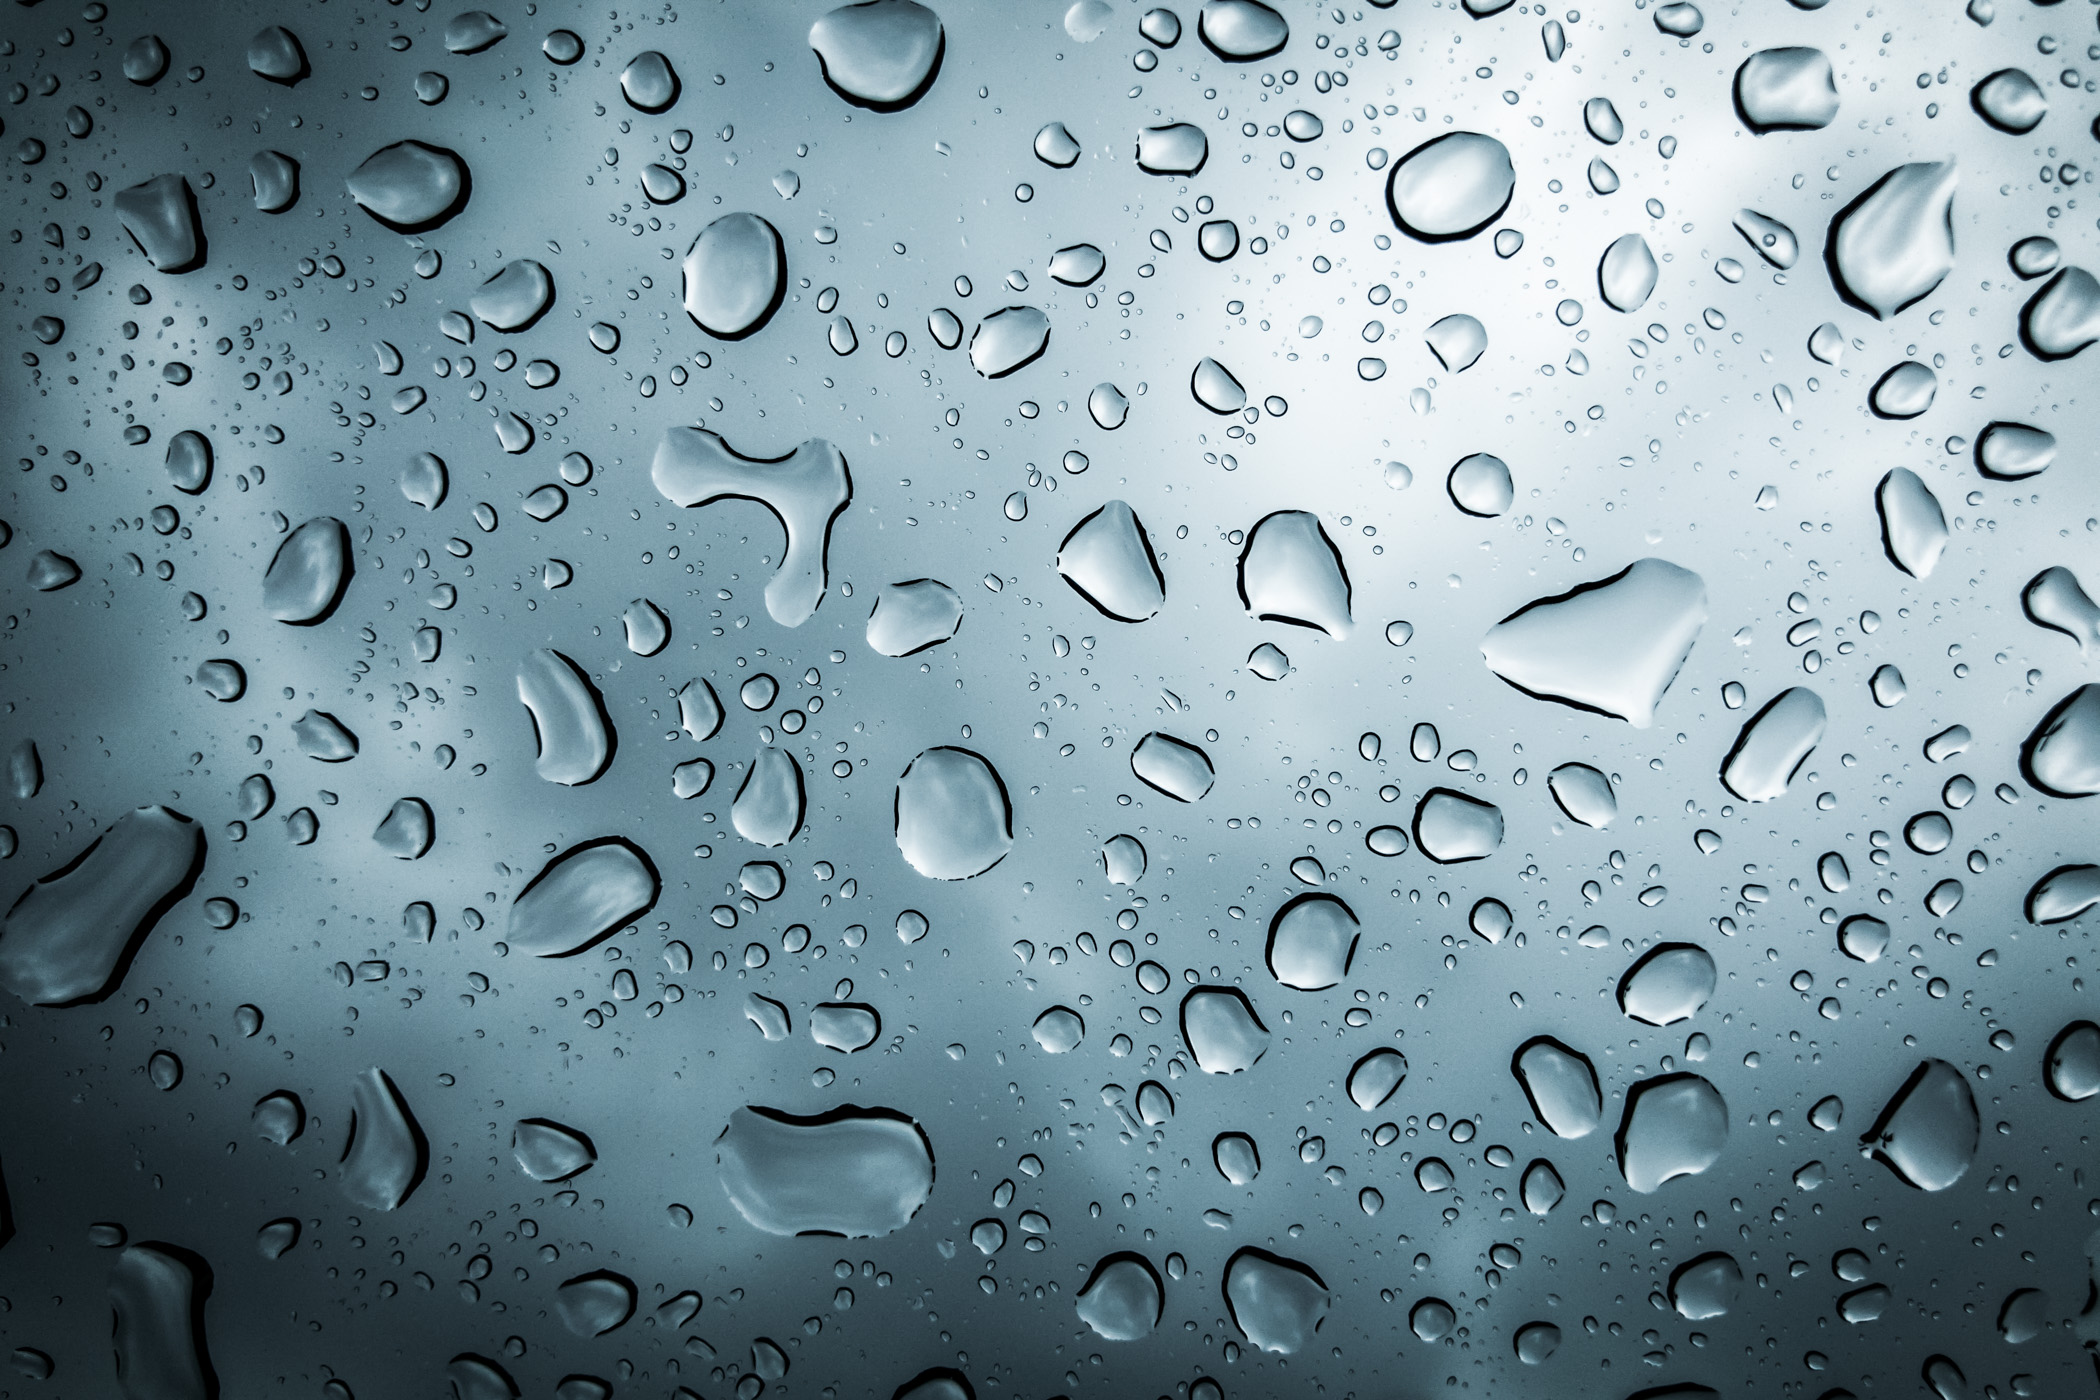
left=109, top=1244, right=215, bottom=1400
left=1425, top=313, right=1488, bottom=371
left=250, top=150, right=300, bottom=213
left=263, top=517, right=352, bottom=625
left=868, top=578, right=964, bottom=655
left=1447, top=452, right=1514, bottom=517
left=1733, top=47, right=1838, bottom=131
left=1131, top=732, right=1215, bottom=801
left=293, top=710, right=359, bottom=762
left=471, top=259, right=555, bottom=333
left=1826, top=160, right=1957, bottom=320
left=2045, top=1021, right=2100, bottom=1099
left=1668, top=1252, right=1743, bottom=1319
left=1520, top=1158, right=1565, bottom=1214
left=1136, top=123, right=1209, bottom=175
left=1076, top=1253, right=1164, bottom=1340
left=2022, top=684, right=2100, bottom=798
left=444, top=10, right=508, bottom=54
left=1512, top=1036, right=1601, bottom=1137
left=2020, top=266, right=2100, bottom=360
left=517, top=650, right=615, bottom=786
left=1482, top=558, right=1707, bottom=727
left=114, top=175, right=204, bottom=273
left=513, top=1118, right=597, bottom=1180
left=1720, top=687, right=1825, bottom=802
left=1198, top=0, right=1288, bottom=59
left=1058, top=501, right=1166, bottom=621
left=1598, top=234, right=1658, bottom=311
left=1265, top=893, right=1359, bottom=990
left=247, top=25, right=309, bottom=83
left=680, top=213, right=787, bottom=340
left=1387, top=132, right=1515, bottom=242
left=1875, top=468, right=1948, bottom=578
left=1859, top=1058, right=1978, bottom=1191
left=968, top=305, right=1051, bottom=376
left=1346, top=1047, right=1407, bottom=1110
left=1181, top=986, right=1269, bottom=1073
left=620, top=51, right=681, bottom=112
left=0, top=805, right=204, bottom=1006
left=556, top=1271, right=636, bottom=1336
left=1868, top=361, right=1937, bottom=419
left=1584, top=97, right=1624, bottom=143
left=1412, top=788, right=1502, bottom=863
left=808, top=0, right=946, bottom=111
left=733, top=748, right=808, bottom=846
left=894, top=747, right=1012, bottom=879
left=715, top=1104, right=935, bottom=1236
left=123, top=35, right=171, bottom=85
left=653, top=429, right=851, bottom=626
left=1238, top=511, right=1351, bottom=636
left=1972, top=68, right=2046, bottom=133
left=1547, top=762, right=1617, bottom=827
left=1617, top=944, right=1716, bottom=1025
left=1034, top=121, right=1082, bottom=167
left=508, top=838, right=661, bottom=956
left=2028, top=865, right=2100, bottom=925
left=339, top=1067, right=427, bottom=1210
left=346, top=141, right=470, bottom=232
left=1222, top=1247, right=1328, bottom=1353
left=1976, top=421, right=2055, bottom=480
left=1616, top=1073, right=1728, bottom=1191
left=1048, top=243, right=1106, bottom=287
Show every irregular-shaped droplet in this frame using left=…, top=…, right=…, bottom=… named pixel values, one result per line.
left=346, top=141, right=469, bottom=232
left=1058, top=501, right=1165, bottom=622
left=1598, top=234, right=1658, bottom=311
left=248, top=25, right=307, bottom=82
left=0, top=806, right=204, bottom=1006
left=471, top=259, right=554, bottom=333
left=2045, top=1020, right=2100, bottom=1099
left=513, top=1118, right=596, bottom=1180
left=1734, top=48, right=1838, bottom=132
left=811, top=1002, right=880, bottom=1052
left=401, top=452, right=447, bottom=509
left=2020, top=266, right=2100, bottom=360
left=620, top=51, right=680, bottom=112
left=808, top=0, right=946, bottom=111
left=1546, top=762, right=1616, bottom=827
left=373, top=797, right=433, bottom=860
left=1181, top=986, right=1269, bottom=1073
left=1222, top=1248, right=1328, bottom=1354
left=109, top=1244, right=215, bottom=1400
left=557, top=1271, right=636, bottom=1336
left=1238, top=511, right=1350, bottom=636
left=1617, top=944, right=1716, bottom=1025
left=894, top=747, right=1012, bottom=879
left=509, top=838, right=661, bottom=957
left=716, top=1104, right=934, bottom=1236
left=1669, top=1252, right=1742, bottom=1319
left=1860, top=1058, right=1978, bottom=1191
left=1720, top=687, right=1824, bottom=802
left=27, top=551, right=80, bottom=592
left=1839, top=913, right=1891, bottom=963
left=1213, top=1132, right=1260, bottom=1183
left=1076, top=1253, right=1163, bottom=1340
left=868, top=579, right=963, bottom=656
left=968, top=305, right=1051, bottom=377
left=249, top=150, right=299, bottom=213
left=1654, top=0, right=1703, bottom=33
left=1521, top=1159, right=1564, bottom=1214
left=1264, top=893, right=1358, bottom=991
left=114, top=175, right=204, bottom=273
left=1346, top=1047, right=1407, bottom=1110
left=680, top=213, right=786, bottom=339
left=1482, top=559, right=1706, bottom=727
left=1413, top=788, right=1502, bottom=863
left=1617, top=1074, right=1727, bottom=1191
left=1034, top=121, right=1081, bottom=167
left=252, top=1090, right=304, bottom=1145
left=653, top=429, right=851, bottom=626
left=339, top=1067, right=426, bottom=1210
left=1584, top=97, right=1623, bottom=143
left=124, top=35, right=171, bottom=85
left=1827, top=161, right=1957, bottom=320
left=292, top=711, right=358, bottom=763
left=1869, top=361, right=1937, bottom=419
left=2022, top=684, right=2100, bottom=798
left=517, top=650, right=614, bottom=785
left=1425, top=313, right=1488, bottom=372
left=1512, top=1036, right=1601, bottom=1137
left=2022, top=568, right=2100, bottom=656
left=2028, top=865, right=2100, bottom=925
left=1976, top=421, right=2055, bottom=479
left=444, top=10, right=507, bottom=53
left=1190, top=357, right=1247, bottom=413
left=1876, top=468, right=1948, bottom=578
left=263, top=517, right=351, bottom=625
left=1734, top=207, right=1799, bottom=269
left=1972, top=68, right=2046, bottom=133
left=1447, top=452, right=1514, bottom=517
left=1131, top=732, right=1214, bottom=801
left=1387, top=132, right=1514, bottom=242
left=733, top=748, right=807, bottom=846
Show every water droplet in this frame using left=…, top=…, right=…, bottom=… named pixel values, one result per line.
left=1387, top=132, right=1515, bottom=242
left=1447, top=452, right=1513, bottom=516
left=2020, top=266, right=2100, bottom=360
left=1734, top=48, right=1838, bottom=132
left=1409, top=1297, right=1457, bottom=1342
left=123, top=35, right=171, bottom=85
left=1199, top=220, right=1240, bottom=260
left=868, top=579, right=964, bottom=656
left=1876, top=468, right=1948, bottom=578
left=1482, top=558, right=1707, bottom=727
left=620, top=51, right=681, bottom=112
left=346, top=141, right=470, bottom=232
left=1972, top=68, right=2046, bottom=133
left=508, top=838, right=661, bottom=956
left=1617, top=944, right=1716, bottom=1025
left=1584, top=97, right=1624, bottom=144
left=734, top=748, right=808, bottom=846
left=1520, top=1158, right=1565, bottom=1214
left=2021, top=684, right=2100, bottom=797
left=1976, top=421, right=2055, bottom=480
left=514, top=1118, right=597, bottom=1180
left=1238, top=511, right=1351, bottom=636
left=895, top=747, right=1012, bottom=879
left=1512, top=1037, right=1601, bottom=1137
left=2009, top=235, right=2060, bottom=280
left=680, top=213, right=787, bottom=340
left=1198, top=0, right=1289, bottom=60
left=1868, top=361, right=1937, bottom=419
left=517, top=650, right=614, bottom=785
left=808, top=0, right=946, bottom=111
left=1859, top=1059, right=1978, bottom=1191
left=1597, top=233, right=1658, bottom=312
left=1264, top=893, right=1359, bottom=990
left=718, top=1104, right=933, bottom=1236
left=249, top=150, right=299, bottom=213
left=1181, top=986, right=1269, bottom=1072
left=2045, top=1020, right=2100, bottom=1099
left=1131, top=732, right=1215, bottom=801
left=652, top=429, right=851, bottom=626
left=1827, top=160, right=1958, bottom=320
left=1733, top=207, right=1799, bottom=269
left=471, top=259, right=555, bottom=333
left=1058, top=501, right=1166, bottom=621
left=1424, top=313, right=1488, bottom=372
left=1616, top=1073, right=1728, bottom=1191
left=1669, top=1252, right=1743, bottom=1319
left=968, top=305, right=1051, bottom=376
left=110, top=1245, right=216, bottom=1399
left=339, top=1067, right=427, bottom=1210
left=1545, top=762, right=1616, bottom=827
left=1034, top=121, right=1081, bottom=167
left=114, top=174, right=204, bottom=272
left=1222, top=1248, right=1328, bottom=1353
left=1346, top=1047, right=1407, bottom=1110
left=1049, top=243, right=1106, bottom=286
left=1076, top=1253, right=1164, bottom=1339
left=263, top=517, right=351, bottom=625
left=2028, top=865, right=2100, bottom=925
left=247, top=25, right=309, bottom=83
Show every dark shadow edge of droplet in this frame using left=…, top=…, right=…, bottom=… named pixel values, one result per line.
left=1347, top=1046, right=1406, bottom=1110
left=1076, top=1250, right=1166, bottom=1330
left=122, top=1241, right=222, bottom=1400
left=511, top=836, right=663, bottom=958
left=1615, top=942, right=1712, bottom=1025
left=270, top=517, right=355, bottom=627
left=28, top=809, right=207, bottom=1008
left=1220, top=1245, right=1328, bottom=1348
left=813, top=22, right=946, bottom=114
left=1626, top=1386, right=1721, bottom=1400
left=353, top=149, right=473, bottom=235
left=892, top=1368, right=974, bottom=1400
left=1509, top=1034, right=1599, bottom=1134
left=1265, top=890, right=1358, bottom=991
left=1384, top=133, right=1513, bottom=244
left=1719, top=687, right=1821, bottom=803
left=2019, top=684, right=2100, bottom=799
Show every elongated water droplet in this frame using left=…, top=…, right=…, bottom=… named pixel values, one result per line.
left=1859, top=1058, right=1978, bottom=1191
left=1547, top=762, right=1616, bottom=827
left=114, top=174, right=204, bottom=273
left=1975, top=421, right=2055, bottom=479
left=653, top=430, right=851, bottom=626
left=346, top=141, right=469, bottom=232
left=1598, top=234, right=1657, bottom=311
left=1131, top=732, right=1214, bottom=801
left=1198, top=0, right=1288, bottom=60
left=339, top=1067, right=427, bottom=1210
left=1136, top=123, right=1209, bottom=175
left=1387, top=132, right=1514, bottom=242
left=1868, top=361, right=1937, bottom=419
left=1512, top=1036, right=1601, bottom=1137
left=1875, top=468, right=1948, bottom=578
left=517, top=650, right=614, bottom=785
left=509, top=838, right=661, bottom=956
left=109, top=1244, right=215, bottom=1400
left=716, top=1104, right=935, bottom=1236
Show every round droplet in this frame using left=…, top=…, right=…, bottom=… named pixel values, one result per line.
left=1387, top=132, right=1515, bottom=242
left=894, top=747, right=1013, bottom=879
left=681, top=213, right=786, bottom=340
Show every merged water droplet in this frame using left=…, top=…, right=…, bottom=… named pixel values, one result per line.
left=1859, top=1058, right=1979, bottom=1191
left=1734, top=47, right=1838, bottom=131
left=652, top=429, right=851, bottom=626
left=680, top=213, right=787, bottom=340
left=508, top=838, right=661, bottom=956
left=1387, top=132, right=1515, bottom=242
left=517, top=650, right=615, bottom=786
left=1826, top=160, right=1958, bottom=320
left=1222, top=1247, right=1328, bottom=1354
left=808, top=0, right=946, bottom=111
left=1058, top=501, right=1166, bottom=622
left=1616, top=1073, right=1728, bottom=1192
left=894, top=747, right=1013, bottom=879
left=1237, top=511, right=1351, bottom=636
left=1482, top=558, right=1707, bottom=727
left=715, top=1104, right=935, bottom=1236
